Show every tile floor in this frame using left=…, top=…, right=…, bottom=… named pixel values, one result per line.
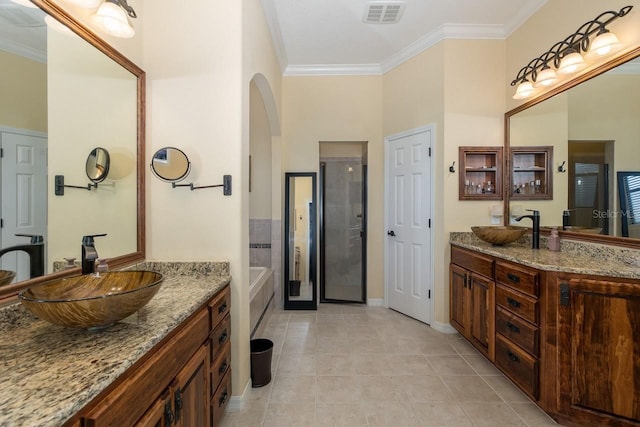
left=221, top=304, right=561, bottom=427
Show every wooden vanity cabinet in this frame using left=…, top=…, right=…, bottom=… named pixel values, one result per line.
left=72, top=285, right=230, bottom=427
left=450, top=246, right=495, bottom=360
left=552, top=274, right=640, bottom=427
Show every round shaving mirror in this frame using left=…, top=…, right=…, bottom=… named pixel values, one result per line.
left=86, top=147, right=110, bottom=183
left=150, top=147, right=191, bottom=182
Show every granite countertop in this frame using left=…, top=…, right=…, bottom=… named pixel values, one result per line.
left=450, top=232, right=640, bottom=280
left=0, top=261, right=231, bottom=427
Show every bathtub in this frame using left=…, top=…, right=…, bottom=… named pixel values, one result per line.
left=249, top=267, right=274, bottom=336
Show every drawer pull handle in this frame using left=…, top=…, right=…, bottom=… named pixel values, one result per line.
left=218, top=331, right=228, bottom=344
left=508, top=351, right=520, bottom=363
left=164, top=400, right=174, bottom=425
left=507, top=297, right=521, bottom=308
left=507, top=273, right=520, bottom=283
left=174, top=387, right=183, bottom=422
left=506, top=322, right=520, bottom=333
left=218, top=302, right=228, bottom=314
left=218, top=390, right=229, bottom=407
left=219, top=361, right=228, bottom=375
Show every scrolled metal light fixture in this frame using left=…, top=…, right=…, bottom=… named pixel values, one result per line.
left=511, top=5, right=633, bottom=100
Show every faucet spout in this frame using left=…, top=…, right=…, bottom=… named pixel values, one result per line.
left=515, top=210, right=540, bottom=249
left=81, top=234, right=106, bottom=274
left=0, top=234, right=45, bottom=278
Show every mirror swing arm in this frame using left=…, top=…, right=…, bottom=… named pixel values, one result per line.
left=54, top=175, right=98, bottom=195
left=172, top=175, right=232, bottom=195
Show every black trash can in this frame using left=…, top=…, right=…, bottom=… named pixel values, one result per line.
left=289, top=280, right=301, bottom=296
left=250, top=338, right=273, bottom=387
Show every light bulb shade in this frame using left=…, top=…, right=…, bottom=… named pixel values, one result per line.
left=513, top=81, right=536, bottom=100
left=557, top=51, right=586, bottom=75
left=9, top=0, right=37, bottom=8
left=588, top=31, right=621, bottom=57
left=533, top=67, right=559, bottom=87
left=91, top=2, right=135, bottom=38
left=65, top=0, right=101, bottom=8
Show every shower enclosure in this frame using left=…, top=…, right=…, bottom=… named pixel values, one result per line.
left=320, top=156, right=367, bottom=303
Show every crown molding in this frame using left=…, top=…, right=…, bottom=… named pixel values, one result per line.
left=503, top=0, right=549, bottom=37
left=0, top=41, right=46, bottom=63
left=260, top=0, right=287, bottom=73
left=284, top=63, right=382, bottom=76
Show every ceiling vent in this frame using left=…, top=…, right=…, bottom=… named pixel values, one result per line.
left=363, top=1, right=405, bottom=24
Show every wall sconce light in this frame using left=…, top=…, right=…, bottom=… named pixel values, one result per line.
left=510, top=5, right=632, bottom=100
left=91, top=0, right=137, bottom=38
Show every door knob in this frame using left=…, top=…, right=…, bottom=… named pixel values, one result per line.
left=387, top=230, right=396, bottom=237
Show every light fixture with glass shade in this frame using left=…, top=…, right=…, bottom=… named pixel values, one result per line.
left=91, top=0, right=137, bottom=39
left=510, top=5, right=632, bottom=100
left=588, top=29, right=622, bottom=57
left=533, top=66, right=559, bottom=88
left=557, top=49, right=586, bottom=75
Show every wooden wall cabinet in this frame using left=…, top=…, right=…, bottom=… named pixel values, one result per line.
left=450, top=247, right=495, bottom=360
left=458, top=147, right=503, bottom=200
left=554, top=276, right=640, bottom=426
left=510, top=146, right=553, bottom=200
left=72, top=285, right=231, bottom=427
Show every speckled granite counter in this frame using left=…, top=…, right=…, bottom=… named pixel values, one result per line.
left=0, top=261, right=230, bottom=427
left=450, top=232, right=640, bottom=280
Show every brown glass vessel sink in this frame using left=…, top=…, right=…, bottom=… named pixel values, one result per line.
left=19, top=271, right=164, bottom=330
left=0, top=270, right=16, bottom=287
left=471, top=226, right=528, bottom=245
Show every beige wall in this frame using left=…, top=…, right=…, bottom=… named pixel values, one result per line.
left=250, top=82, right=273, bottom=220
left=282, top=75, right=384, bottom=299
left=0, top=50, right=47, bottom=132
left=47, top=27, right=138, bottom=268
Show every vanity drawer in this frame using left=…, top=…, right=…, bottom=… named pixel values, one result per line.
left=209, top=287, right=231, bottom=331
left=210, top=313, right=231, bottom=359
left=496, top=306, right=539, bottom=356
left=211, top=369, right=232, bottom=427
left=210, top=341, right=231, bottom=399
left=451, top=246, right=494, bottom=279
left=496, top=284, right=538, bottom=325
left=496, top=261, right=539, bottom=297
left=496, top=334, right=539, bottom=399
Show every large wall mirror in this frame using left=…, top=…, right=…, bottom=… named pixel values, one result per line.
left=506, top=47, right=640, bottom=246
left=284, top=172, right=317, bottom=310
left=0, top=0, right=145, bottom=301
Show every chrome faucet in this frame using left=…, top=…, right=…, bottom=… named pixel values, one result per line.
left=515, top=209, right=540, bottom=249
left=0, top=234, right=45, bottom=278
left=81, top=234, right=106, bottom=274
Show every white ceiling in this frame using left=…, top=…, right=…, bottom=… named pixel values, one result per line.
left=261, top=0, right=549, bottom=75
left=0, top=0, right=46, bottom=63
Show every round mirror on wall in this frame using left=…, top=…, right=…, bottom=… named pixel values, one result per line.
left=150, top=147, right=191, bottom=182
left=86, top=147, right=110, bottom=183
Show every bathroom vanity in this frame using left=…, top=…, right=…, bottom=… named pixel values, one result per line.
left=0, top=262, right=231, bottom=427
left=450, top=234, right=640, bottom=427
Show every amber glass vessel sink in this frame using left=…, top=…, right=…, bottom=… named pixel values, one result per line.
left=471, top=226, right=528, bottom=246
left=0, top=270, right=16, bottom=287
left=19, top=271, right=164, bottom=329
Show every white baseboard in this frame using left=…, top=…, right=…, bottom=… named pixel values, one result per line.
left=367, top=298, right=385, bottom=307
left=431, top=320, right=458, bottom=334
left=226, top=379, right=250, bottom=412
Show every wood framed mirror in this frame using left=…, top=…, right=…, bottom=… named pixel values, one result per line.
left=284, top=172, right=317, bottom=310
left=0, top=0, right=145, bottom=303
left=505, top=46, right=640, bottom=248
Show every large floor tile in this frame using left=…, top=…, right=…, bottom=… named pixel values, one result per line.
left=426, top=354, right=476, bottom=375
left=412, top=402, right=474, bottom=427
left=441, top=375, right=503, bottom=403
left=461, top=402, right=526, bottom=426
left=262, top=402, right=315, bottom=427
left=316, top=403, right=368, bottom=427
left=269, top=375, right=316, bottom=403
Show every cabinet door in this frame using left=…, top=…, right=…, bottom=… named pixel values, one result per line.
left=449, top=264, right=469, bottom=338
left=135, top=390, right=173, bottom=427
left=174, top=345, right=210, bottom=427
left=557, top=278, right=640, bottom=425
left=469, top=273, right=495, bottom=360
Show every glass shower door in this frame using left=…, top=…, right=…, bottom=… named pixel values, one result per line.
left=320, top=161, right=366, bottom=303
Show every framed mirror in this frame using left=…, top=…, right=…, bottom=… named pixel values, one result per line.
left=284, top=172, right=317, bottom=310
left=150, top=147, right=191, bottom=183
left=0, top=0, right=145, bottom=302
left=506, top=46, right=640, bottom=247
left=86, top=147, right=110, bottom=183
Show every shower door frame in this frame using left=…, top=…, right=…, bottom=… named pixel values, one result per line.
left=319, top=161, right=368, bottom=304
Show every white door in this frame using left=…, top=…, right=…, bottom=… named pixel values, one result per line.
left=385, top=127, right=433, bottom=323
left=1, top=129, right=48, bottom=282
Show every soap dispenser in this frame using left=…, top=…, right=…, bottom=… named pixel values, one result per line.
left=547, top=228, right=560, bottom=251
